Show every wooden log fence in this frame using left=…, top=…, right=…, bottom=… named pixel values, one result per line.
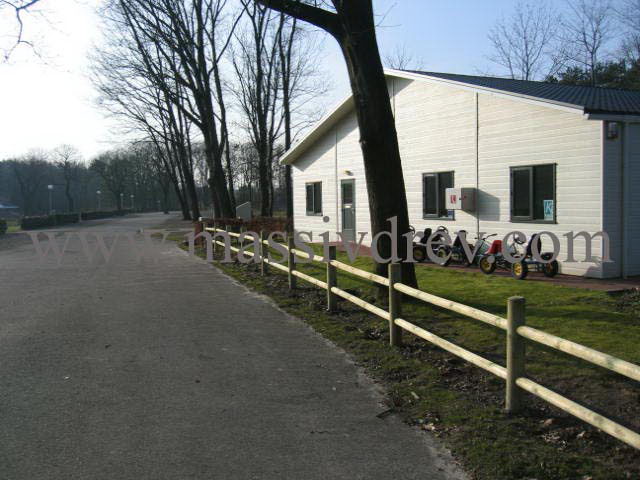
left=201, top=223, right=640, bottom=450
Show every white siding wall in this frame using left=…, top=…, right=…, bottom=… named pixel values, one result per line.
left=292, top=77, right=607, bottom=276
left=477, top=92, right=603, bottom=277
left=292, top=128, right=337, bottom=241
left=394, top=79, right=478, bottom=236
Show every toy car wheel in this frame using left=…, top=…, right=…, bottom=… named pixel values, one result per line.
left=541, top=254, right=559, bottom=278
left=413, top=245, right=426, bottom=263
left=436, top=247, right=451, bottom=266
left=511, top=261, right=528, bottom=280
left=479, top=256, right=496, bottom=274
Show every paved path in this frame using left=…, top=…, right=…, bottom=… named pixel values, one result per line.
left=0, top=213, right=466, bottom=480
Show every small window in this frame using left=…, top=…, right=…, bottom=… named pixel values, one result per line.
left=305, top=182, right=322, bottom=215
left=423, top=171, right=454, bottom=219
left=510, top=164, right=556, bottom=222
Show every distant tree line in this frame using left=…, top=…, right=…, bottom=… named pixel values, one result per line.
left=488, top=0, right=640, bottom=89
left=0, top=145, right=182, bottom=216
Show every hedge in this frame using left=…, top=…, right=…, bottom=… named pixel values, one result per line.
left=20, top=210, right=133, bottom=230
left=20, top=215, right=57, bottom=230
left=81, top=209, right=132, bottom=221
left=0, top=219, right=7, bottom=235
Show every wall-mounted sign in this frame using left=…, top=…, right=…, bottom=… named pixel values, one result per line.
left=544, top=200, right=554, bottom=221
left=445, top=188, right=476, bottom=211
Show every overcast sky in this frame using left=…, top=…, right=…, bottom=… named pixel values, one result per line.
left=0, top=0, right=538, bottom=161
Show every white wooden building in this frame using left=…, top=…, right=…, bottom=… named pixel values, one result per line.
left=281, top=69, right=640, bottom=278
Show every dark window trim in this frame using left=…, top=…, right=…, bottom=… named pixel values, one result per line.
left=305, top=181, right=323, bottom=216
left=510, top=163, right=557, bottom=224
left=422, top=171, right=455, bottom=220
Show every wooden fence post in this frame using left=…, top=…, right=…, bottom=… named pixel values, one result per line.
left=388, top=263, right=403, bottom=347
left=506, top=296, right=526, bottom=413
left=326, top=245, right=337, bottom=312
left=260, top=230, right=268, bottom=275
left=212, top=222, right=217, bottom=255
left=287, top=236, right=297, bottom=290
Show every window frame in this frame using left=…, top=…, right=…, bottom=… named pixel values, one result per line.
left=305, top=181, right=323, bottom=216
left=510, top=163, right=557, bottom=224
left=422, top=171, right=455, bottom=220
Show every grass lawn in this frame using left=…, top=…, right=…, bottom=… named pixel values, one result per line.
left=177, top=233, right=640, bottom=479
left=6, top=219, right=21, bottom=233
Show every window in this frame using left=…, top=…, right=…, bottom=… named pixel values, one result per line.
left=422, top=171, right=454, bottom=219
left=305, top=182, right=322, bottom=215
left=510, top=164, right=556, bottom=222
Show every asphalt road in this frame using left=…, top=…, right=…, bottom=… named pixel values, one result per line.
left=0, top=213, right=466, bottom=480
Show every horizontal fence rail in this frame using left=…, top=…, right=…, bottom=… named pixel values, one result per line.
left=394, top=282, right=508, bottom=330
left=395, top=318, right=508, bottom=379
left=331, top=286, right=390, bottom=320
left=517, top=325, right=640, bottom=382
left=200, top=222, right=640, bottom=450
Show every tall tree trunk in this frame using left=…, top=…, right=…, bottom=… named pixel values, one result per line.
left=175, top=183, right=191, bottom=220
left=65, top=182, right=74, bottom=212
left=279, top=15, right=295, bottom=224
left=258, top=153, right=270, bottom=217
left=337, top=5, right=415, bottom=284
left=224, top=137, right=237, bottom=212
left=257, top=0, right=417, bottom=287
left=201, top=115, right=233, bottom=218
left=180, top=137, right=201, bottom=220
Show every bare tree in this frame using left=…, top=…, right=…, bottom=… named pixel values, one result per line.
left=256, top=0, right=417, bottom=287
left=232, top=2, right=284, bottom=217
left=94, top=0, right=238, bottom=220
left=561, top=0, right=614, bottom=85
left=384, top=44, right=424, bottom=71
left=617, top=0, right=640, bottom=62
left=0, top=0, right=43, bottom=60
left=91, top=151, right=131, bottom=211
left=53, top=144, right=82, bottom=212
left=9, top=152, right=49, bottom=215
left=277, top=14, right=327, bottom=220
left=111, top=0, right=240, bottom=219
left=487, top=1, right=562, bottom=80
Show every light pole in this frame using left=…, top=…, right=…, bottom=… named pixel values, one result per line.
left=130, top=194, right=135, bottom=211
left=96, top=190, right=101, bottom=211
left=47, top=184, right=54, bottom=215
left=120, top=192, right=124, bottom=211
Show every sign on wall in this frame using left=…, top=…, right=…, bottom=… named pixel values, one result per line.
left=543, top=200, right=554, bottom=221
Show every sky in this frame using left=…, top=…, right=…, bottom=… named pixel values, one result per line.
left=0, top=0, right=542, bottom=161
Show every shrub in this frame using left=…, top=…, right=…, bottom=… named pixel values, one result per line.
left=21, top=215, right=56, bottom=230
left=54, top=213, right=79, bottom=225
left=20, top=210, right=132, bottom=230
left=81, top=209, right=132, bottom=221
left=0, top=219, right=7, bottom=235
